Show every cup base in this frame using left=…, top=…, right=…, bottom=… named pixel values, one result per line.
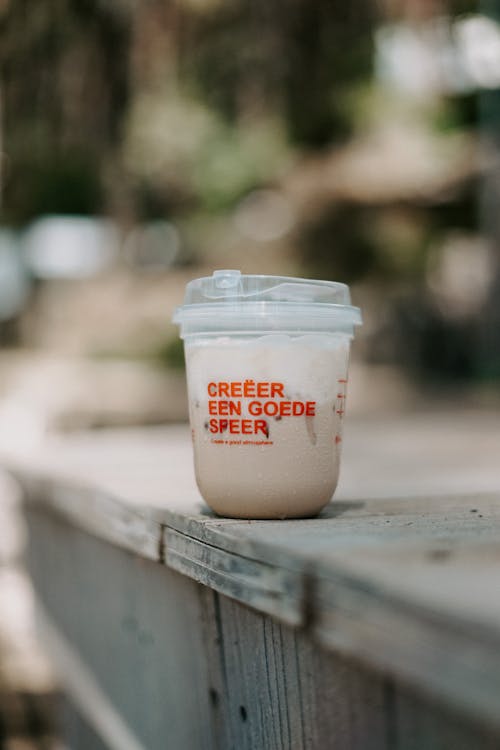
left=203, top=497, right=332, bottom=520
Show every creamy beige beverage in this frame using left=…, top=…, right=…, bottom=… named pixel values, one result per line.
left=173, top=270, right=361, bottom=519
left=186, top=335, right=350, bottom=518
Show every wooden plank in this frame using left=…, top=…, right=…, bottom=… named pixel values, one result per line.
left=26, top=507, right=216, bottom=750
left=201, top=592, right=388, bottom=750
left=37, top=605, right=146, bottom=750
left=162, top=492, right=500, bottom=580
left=168, top=501, right=500, bottom=736
left=15, top=469, right=161, bottom=562
left=316, top=528, right=500, bottom=639
left=6, top=411, right=500, bottom=559
left=313, top=558, right=500, bottom=732
left=18, top=483, right=500, bottom=732
left=165, top=527, right=304, bottom=626
left=24, top=499, right=500, bottom=749
left=8, top=423, right=500, bottom=733
left=391, top=684, right=500, bottom=750
left=25, top=506, right=391, bottom=750
left=309, top=526, right=500, bottom=731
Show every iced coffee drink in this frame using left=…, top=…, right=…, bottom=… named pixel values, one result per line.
left=174, top=270, right=361, bottom=519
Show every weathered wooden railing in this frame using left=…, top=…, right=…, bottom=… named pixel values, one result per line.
left=6, top=425, right=500, bottom=749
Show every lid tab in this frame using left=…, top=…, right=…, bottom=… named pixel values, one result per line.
left=211, top=269, right=243, bottom=297
left=173, top=269, right=362, bottom=337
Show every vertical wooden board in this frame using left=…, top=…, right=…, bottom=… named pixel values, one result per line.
left=392, top=685, right=500, bottom=750
left=197, top=586, right=232, bottom=750
left=216, top=594, right=300, bottom=750
left=294, top=636, right=388, bottom=750
left=25, top=508, right=215, bottom=750
left=203, top=593, right=389, bottom=750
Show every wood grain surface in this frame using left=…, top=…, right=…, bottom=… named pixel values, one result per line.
left=5, top=412, right=500, bottom=743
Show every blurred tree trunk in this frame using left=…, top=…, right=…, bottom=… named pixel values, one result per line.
left=478, top=0, right=500, bottom=377
left=0, top=0, right=131, bottom=224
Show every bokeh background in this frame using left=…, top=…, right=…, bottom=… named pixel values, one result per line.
left=0, top=0, right=500, bottom=746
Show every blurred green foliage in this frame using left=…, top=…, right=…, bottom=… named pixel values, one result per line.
left=193, top=120, right=290, bottom=211
left=0, top=0, right=129, bottom=223
left=0, top=0, right=498, bottom=381
left=0, top=0, right=374, bottom=222
left=154, top=336, right=185, bottom=370
left=6, top=150, right=103, bottom=225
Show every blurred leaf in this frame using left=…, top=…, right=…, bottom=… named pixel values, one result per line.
left=154, top=336, right=186, bottom=370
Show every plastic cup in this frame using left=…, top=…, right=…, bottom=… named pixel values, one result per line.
left=173, top=270, right=362, bottom=519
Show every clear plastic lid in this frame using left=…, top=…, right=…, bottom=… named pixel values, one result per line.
left=173, top=269, right=362, bottom=337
